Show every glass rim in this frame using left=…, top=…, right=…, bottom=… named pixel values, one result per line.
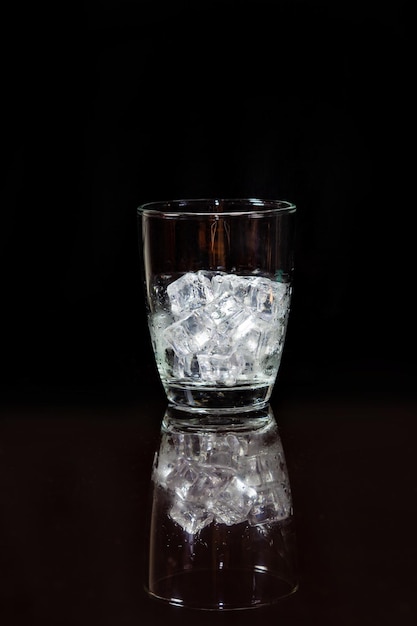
left=137, top=198, right=296, bottom=218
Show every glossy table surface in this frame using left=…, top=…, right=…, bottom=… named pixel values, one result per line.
left=1, top=362, right=415, bottom=626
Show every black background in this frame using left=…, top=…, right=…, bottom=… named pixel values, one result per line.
left=3, top=0, right=415, bottom=400
left=1, top=2, right=416, bottom=625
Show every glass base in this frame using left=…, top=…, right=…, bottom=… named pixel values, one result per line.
left=165, top=382, right=274, bottom=414
left=162, top=404, right=273, bottom=432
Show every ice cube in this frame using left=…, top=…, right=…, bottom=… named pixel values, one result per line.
left=204, top=292, right=246, bottom=329
left=243, top=277, right=291, bottom=322
left=172, top=353, right=201, bottom=379
left=163, top=309, right=216, bottom=356
left=198, top=351, right=245, bottom=386
left=211, top=273, right=242, bottom=298
left=167, top=271, right=214, bottom=318
left=231, top=314, right=273, bottom=359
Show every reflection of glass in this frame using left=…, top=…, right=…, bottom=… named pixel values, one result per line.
left=144, top=405, right=298, bottom=610
left=137, top=199, right=296, bottom=414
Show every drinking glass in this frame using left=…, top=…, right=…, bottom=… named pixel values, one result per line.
left=144, top=404, right=298, bottom=610
left=137, top=198, right=296, bottom=413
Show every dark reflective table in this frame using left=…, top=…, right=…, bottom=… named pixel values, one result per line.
left=1, top=364, right=416, bottom=626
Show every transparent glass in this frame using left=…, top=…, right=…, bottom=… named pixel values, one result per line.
left=144, top=404, right=298, bottom=610
left=137, top=198, right=296, bottom=413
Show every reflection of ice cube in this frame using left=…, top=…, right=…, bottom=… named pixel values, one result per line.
left=248, top=481, right=292, bottom=526
left=186, top=466, right=232, bottom=503
left=169, top=499, right=214, bottom=534
left=199, top=433, right=242, bottom=467
left=154, top=408, right=293, bottom=534
left=179, top=432, right=203, bottom=461
left=205, top=434, right=240, bottom=469
left=167, top=271, right=214, bottom=318
left=212, top=476, right=257, bottom=526
left=239, top=453, right=277, bottom=487
left=164, top=457, right=200, bottom=500
left=165, top=457, right=231, bottom=504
